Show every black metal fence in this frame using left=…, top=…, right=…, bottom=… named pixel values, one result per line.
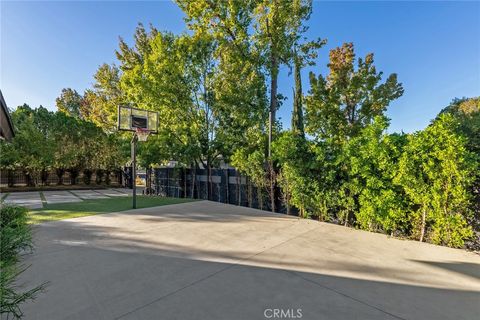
left=154, top=167, right=287, bottom=213
left=0, top=169, right=123, bottom=188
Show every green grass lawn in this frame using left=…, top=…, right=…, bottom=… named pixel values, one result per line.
left=29, top=196, right=194, bottom=224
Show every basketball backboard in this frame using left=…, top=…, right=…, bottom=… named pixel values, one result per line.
left=118, top=105, right=158, bottom=133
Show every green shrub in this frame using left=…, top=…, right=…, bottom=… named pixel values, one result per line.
left=1, top=205, right=31, bottom=263
left=430, top=214, right=474, bottom=248
left=0, top=204, right=47, bottom=318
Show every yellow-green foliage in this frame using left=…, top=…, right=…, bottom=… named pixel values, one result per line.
left=395, top=114, right=476, bottom=247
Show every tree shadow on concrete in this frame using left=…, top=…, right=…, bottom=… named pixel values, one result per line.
left=412, top=260, right=480, bottom=280
left=20, top=216, right=480, bottom=320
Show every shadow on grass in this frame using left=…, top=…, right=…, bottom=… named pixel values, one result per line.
left=28, top=196, right=195, bottom=223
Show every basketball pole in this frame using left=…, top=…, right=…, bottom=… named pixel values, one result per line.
left=119, top=105, right=158, bottom=208
left=131, top=133, right=138, bottom=209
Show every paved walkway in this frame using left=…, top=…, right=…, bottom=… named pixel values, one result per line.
left=20, top=201, right=480, bottom=320
left=1, top=188, right=130, bottom=209
left=1, top=191, right=44, bottom=209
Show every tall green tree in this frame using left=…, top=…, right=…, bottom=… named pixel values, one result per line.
left=439, top=97, right=480, bottom=154
left=305, top=42, right=404, bottom=142
left=291, top=54, right=304, bottom=136
left=4, top=105, right=57, bottom=186
left=273, top=131, right=313, bottom=217
left=304, top=43, right=404, bottom=225
left=438, top=97, right=480, bottom=247
left=212, top=42, right=268, bottom=157
left=83, top=64, right=124, bottom=131
left=395, top=114, right=477, bottom=247
left=252, top=0, right=314, bottom=131
left=253, top=0, right=317, bottom=212
left=344, top=116, right=407, bottom=234
left=291, top=36, right=326, bottom=136
left=231, top=126, right=269, bottom=209
left=117, top=27, right=203, bottom=182
left=177, top=0, right=319, bottom=211
left=1, top=105, right=126, bottom=186
left=55, top=88, right=83, bottom=118
left=117, top=25, right=252, bottom=198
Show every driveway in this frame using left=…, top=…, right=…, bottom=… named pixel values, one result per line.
left=20, top=201, right=480, bottom=320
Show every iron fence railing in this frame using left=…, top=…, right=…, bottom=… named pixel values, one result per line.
left=154, top=167, right=287, bottom=213
left=0, top=169, right=122, bottom=188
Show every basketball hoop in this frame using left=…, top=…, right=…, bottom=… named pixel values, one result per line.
left=135, top=127, right=150, bottom=142
left=118, top=105, right=158, bottom=209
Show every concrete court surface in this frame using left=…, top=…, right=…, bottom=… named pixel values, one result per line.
left=19, top=201, right=480, bottom=320
left=1, top=188, right=131, bottom=209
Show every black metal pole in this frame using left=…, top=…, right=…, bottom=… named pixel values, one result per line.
left=131, top=134, right=137, bottom=209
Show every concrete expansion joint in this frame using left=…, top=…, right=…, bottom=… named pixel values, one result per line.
left=115, top=224, right=323, bottom=319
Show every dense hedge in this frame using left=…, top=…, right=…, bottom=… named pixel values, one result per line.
left=269, top=99, right=480, bottom=249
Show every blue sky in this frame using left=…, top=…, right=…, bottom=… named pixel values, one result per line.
left=1, top=1, right=479, bottom=133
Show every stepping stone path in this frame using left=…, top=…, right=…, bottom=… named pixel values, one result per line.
left=71, top=190, right=108, bottom=200
left=94, top=189, right=129, bottom=197
left=1, top=188, right=131, bottom=209
left=2, top=191, right=43, bottom=209
left=112, top=188, right=134, bottom=195
left=42, top=191, right=82, bottom=204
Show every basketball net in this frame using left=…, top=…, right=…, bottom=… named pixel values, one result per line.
left=135, top=127, right=150, bottom=142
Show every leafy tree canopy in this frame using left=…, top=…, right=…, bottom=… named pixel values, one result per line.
left=305, top=43, right=404, bottom=142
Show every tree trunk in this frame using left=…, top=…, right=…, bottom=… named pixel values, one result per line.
left=236, top=174, right=240, bottom=205
left=56, top=168, right=64, bottom=185
left=269, top=55, right=278, bottom=138
left=286, top=190, right=291, bottom=215
left=207, top=161, right=212, bottom=201
left=41, top=169, right=49, bottom=186
left=7, top=169, right=14, bottom=187
left=258, top=186, right=263, bottom=210
left=191, top=166, right=196, bottom=199
left=105, top=170, right=111, bottom=185
left=69, top=168, right=79, bottom=185
left=247, top=177, right=252, bottom=208
left=420, top=207, right=427, bottom=242
left=24, top=170, right=35, bottom=187
left=184, top=168, right=187, bottom=198
left=95, top=169, right=104, bottom=185
left=225, top=169, right=229, bottom=204
left=292, top=53, right=305, bottom=137
left=267, top=53, right=279, bottom=214
left=83, top=169, right=93, bottom=185
left=145, top=167, right=149, bottom=195
left=269, top=162, right=275, bottom=213
left=147, top=166, right=152, bottom=195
